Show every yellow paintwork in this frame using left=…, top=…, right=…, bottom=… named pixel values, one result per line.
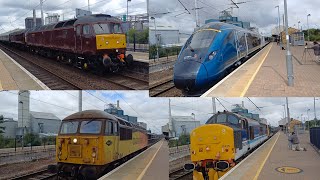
left=56, top=131, right=148, bottom=166
left=96, top=34, right=126, bottom=50
left=190, top=124, right=235, bottom=180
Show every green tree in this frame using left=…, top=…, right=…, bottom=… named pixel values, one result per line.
left=0, top=115, right=5, bottom=134
left=24, top=133, right=41, bottom=146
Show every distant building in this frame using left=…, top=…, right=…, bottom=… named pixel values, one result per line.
left=25, top=17, right=42, bottom=29
left=171, top=116, right=200, bottom=137
left=138, top=122, right=147, bottom=129
left=45, top=13, right=60, bottom=25
left=205, top=10, right=251, bottom=29
left=2, top=118, right=18, bottom=138
left=29, top=111, right=61, bottom=134
left=280, top=27, right=301, bottom=44
left=231, top=104, right=260, bottom=121
left=149, top=26, right=180, bottom=46
left=104, top=100, right=138, bottom=124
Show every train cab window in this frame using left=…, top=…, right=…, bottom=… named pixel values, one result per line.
left=113, top=122, right=118, bottom=135
left=112, top=23, right=123, bottom=33
left=60, top=121, right=79, bottom=134
left=80, top=120, right=102, bottom=134
left=105, top=121, right=114, bottom=135
left=216, top=114, right=227, bottom=123
left=83, top=25, right=91, bottom=35
left=76, top=26, right=81, bottom=36
left=93, top=23, right=111, bottom=34
left=228, top=115, right=238, bottom=125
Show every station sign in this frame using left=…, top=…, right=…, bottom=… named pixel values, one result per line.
left=275, top=166, right=303, bottom=174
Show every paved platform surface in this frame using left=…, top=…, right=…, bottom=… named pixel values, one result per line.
left=99, top=140, right=168, bottom=180
left=203, top=42, right=320, bottom=97
left=221, top=131, right=320, bottom=180
left=0, top=49, right=46, bottom=90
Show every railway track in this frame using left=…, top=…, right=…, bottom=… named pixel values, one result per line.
left=149, top=79, right=175, bottom=97
left=169, top=168, right=192, bottom=180
left=0, top=44, right=81, bottom=90
left=103, top=74, right=149, bottom=90
left=9, top=169, right=56, bottom=180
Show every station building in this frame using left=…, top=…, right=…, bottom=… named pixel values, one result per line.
left=1, top=118, right=18, bottom=139
left=149, top=26, right=180, bottom=46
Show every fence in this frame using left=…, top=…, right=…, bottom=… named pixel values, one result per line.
left=127, top=29, right=149, bottom=52
left=310, top=127, right=320, bottom=150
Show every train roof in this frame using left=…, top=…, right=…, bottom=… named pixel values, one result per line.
left=27, top=14, right=121, bottom=33
left=63, top=110, right=118, bottom=121
left=200, top=22, right=260, bottom=35
left=63, top=110, right=146, bottom=131
left=206, top=111, right=261, bottom=126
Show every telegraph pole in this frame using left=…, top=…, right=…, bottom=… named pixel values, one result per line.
left=79, top=91, right=82, bottom=112
left=194, top=0, right=199, bottom=27
left=212, top=97, right=216, bottom=115
left=275, top=6, right=281, bottom=48
left=88, top=0, right=90, bottom=11
left=314, top=97, right=317, bottom=120
left=40, top=0, right=44, bottom=26
left=284, top=0, right=294, bottom=86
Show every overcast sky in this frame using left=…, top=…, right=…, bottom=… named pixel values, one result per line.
left=0, top=0, right=147, bottom=33
left=149, top=0, right=320, bottom=36
left=0, top=90, right=319, bottom=133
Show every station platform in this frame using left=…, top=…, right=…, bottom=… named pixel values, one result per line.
left=99, top=139, right=168, bottom=180
left=0, top=49, right=47, bottom=90
left=221, top=131, right=320, bottom=180
left=202, top=42, right=320, bottom=97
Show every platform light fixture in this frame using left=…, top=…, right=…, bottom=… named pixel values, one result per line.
left=283, top=0, right=294, bottom=86
left=307, top=14, right=311, bottom=42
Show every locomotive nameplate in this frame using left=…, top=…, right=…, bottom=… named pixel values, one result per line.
left=275, top=166, right=302, bottom=174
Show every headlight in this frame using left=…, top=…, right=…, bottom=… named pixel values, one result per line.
left=208, top=51, right=217, bottom=61
left=116, top=41, right=119, bottom=44
left=106, top=41, right=109, bottom=45
left=92, top=152, right=96, bottom=158
left=73, top=138, right=77, bottom=144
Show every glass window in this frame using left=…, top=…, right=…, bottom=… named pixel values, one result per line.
left=216, top=114, right=227, bottom=123
left=60, top=121, right=79, bottom=134
left=113, top=23, right=123, bottom=33
left=105, top=121, right=113, bottom=135
left=188, top=30, right=217, bottom=49
left=76, top=26, right=81, bottom=36
left=93, top=23, right=111, bottom=34
left=113, top=122, right=118, bottom=134
left=228, top=115, right=238, bottom=125
left=83, top=25, right=91, bottom=35
left=80, top=120, right=101, bottom=134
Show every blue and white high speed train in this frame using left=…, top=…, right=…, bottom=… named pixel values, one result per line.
left=173, top=22, right=266, bottom=94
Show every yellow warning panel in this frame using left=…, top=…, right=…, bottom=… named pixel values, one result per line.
left=275, top=166, right=303, bottom=174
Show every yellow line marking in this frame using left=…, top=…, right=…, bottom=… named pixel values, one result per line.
left=137, top=140, right=164, bottom=180
left=240, top=44, right=273, bottom=97
left=253, top=132, right=280, bottom=180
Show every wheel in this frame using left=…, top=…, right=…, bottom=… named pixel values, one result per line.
left=125, top=54, right=133, bottom=66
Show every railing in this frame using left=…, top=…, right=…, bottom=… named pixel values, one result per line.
left=310, top=127, right=320, bottom=150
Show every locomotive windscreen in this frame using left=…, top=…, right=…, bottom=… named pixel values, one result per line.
left=93, top=23, right=123, bottom=34
left=178, top=29, right=218, bottom=62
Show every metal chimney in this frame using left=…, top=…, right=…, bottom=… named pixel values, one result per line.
left=33, top=9, right=36, bottom=28
left=117, top=100, right=120, bottom=109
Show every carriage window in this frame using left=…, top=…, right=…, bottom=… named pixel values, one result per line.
left=80, top=120, right=101, bottom=134
left=216, top=114, right=227, bottom=123
left=105, top=121, right=114, bottom=135
left=60, top=121, right=79, bottom=134
left=228, top=115, right=238, bottom=125
left=83, top=25, right=91, bottom=35
left=120, top=127, right=132, bottom=140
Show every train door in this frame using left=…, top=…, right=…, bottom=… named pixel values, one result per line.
left=75, top=25, right=82, bottom=53
left=81, top=24, right=93, bottom=54
left=244, top=33, right=249, bottom=56
left=237, top=31, right=247, bottom=58
left=113, top=122, right=119, bottom=160
left=105, top=120, right=118, bottom=162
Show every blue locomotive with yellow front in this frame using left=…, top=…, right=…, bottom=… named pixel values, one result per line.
left=173, top=22, right=265, bottom=94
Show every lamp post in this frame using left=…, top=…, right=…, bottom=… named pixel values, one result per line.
left=88, top=0, right=90, bottom=11
left=191, top=113, right=196, bottom=129
left=307, top=14, right=311, bottom=42
left=150, top=16, right=159, bottom=61
left=298, top=21, right=301, bottom=31
left=284, top=0, right=294, bottom=86
left=19, top=101, right=24, bottom=149
left=275, top=6, right=281, bottom=47
left=126, top=0, right=131, bottom=46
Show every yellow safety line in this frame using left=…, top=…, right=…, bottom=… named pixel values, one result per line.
left=253, top=132, right=280, bottom=180
left=137, top=140, right=164, bottom=180
left=240, top=44, right=273, bottom=97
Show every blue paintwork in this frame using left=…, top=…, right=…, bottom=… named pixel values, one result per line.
left=173, top=22, right=262, bottom=93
